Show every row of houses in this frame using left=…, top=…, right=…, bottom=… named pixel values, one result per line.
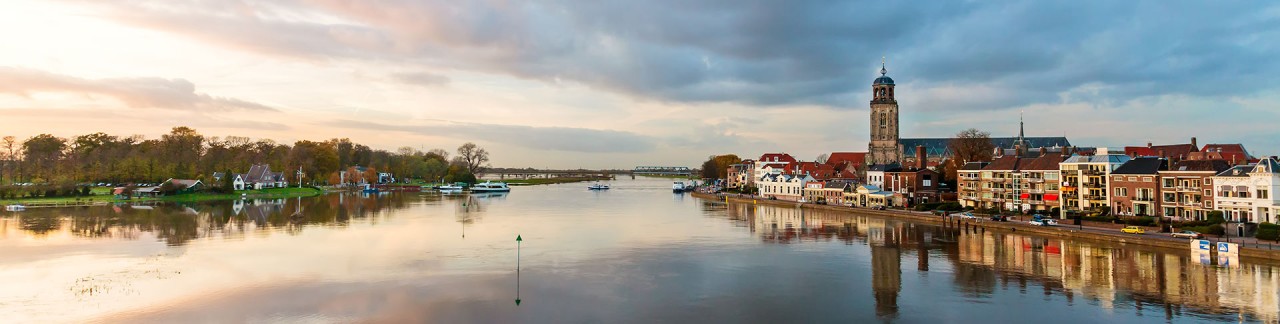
left=953, top=140, right=1278, bottom=225
left=730, top=150, right=941, bottom=209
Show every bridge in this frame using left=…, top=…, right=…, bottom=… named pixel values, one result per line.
left=632, top=166, right=692, bottom=176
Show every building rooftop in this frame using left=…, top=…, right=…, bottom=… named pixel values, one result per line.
left=1112, top=157, right=1166, bottom=175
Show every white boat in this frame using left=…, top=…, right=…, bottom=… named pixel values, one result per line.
left=471, top=181, right=511, bottom=193
left=588, top=183, right=610, bottom=190
left=4, top=204, right=25, bottom=211
left=672, top=182, right=686, bottom=193
left=437, top=184, right=464, bottom=191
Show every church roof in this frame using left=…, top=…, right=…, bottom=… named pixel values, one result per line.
left=873, top=75, right=894, bottom=85
left=899, top=137, right=1072, bottom=158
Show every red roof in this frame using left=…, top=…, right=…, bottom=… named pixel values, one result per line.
left=1123, top=144, right=1197, bottom=160
left=1193, top=144, right=1254, bottom=164
left=758, top=153, right=798, bottom=163
left=812, top=164, right=837, bottom=180
left=826, top=152, right=867, bottom=168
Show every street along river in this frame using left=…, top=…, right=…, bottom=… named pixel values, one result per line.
left=1, top=177, right=1276, bottom=323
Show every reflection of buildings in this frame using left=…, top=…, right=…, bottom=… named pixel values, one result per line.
left=734, top=202, right=1280, bottom=322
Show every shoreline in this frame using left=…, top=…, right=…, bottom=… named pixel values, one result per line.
left=2, top=187, right=323, bottom=208
left=691, top=191, right=1280, bottom=263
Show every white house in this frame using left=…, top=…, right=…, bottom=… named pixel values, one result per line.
left=1213, top=157, right=1280, bottom=224
left=757, top=173, right=814, bottom=202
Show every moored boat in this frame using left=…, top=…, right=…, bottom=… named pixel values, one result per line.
left=4, top=204, right=25, bottom=212
left=588, top=183, right=610, bottom=190
left=471, top=181, right=511, bottom=193
left=672, top=182, right=686, bottom=193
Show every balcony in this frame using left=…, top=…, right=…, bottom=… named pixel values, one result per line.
left=1028, top=200, right=1045, bottom=205
left=1082, top=170, right=1104, bottom=176
left=1133, top=197, right=1154, bottom=202
left=990, top=188, right=1006, bottom=193
left=1176, top=186, right=1198, bottom=192
left=1027, top=178, right=1045, bottom=183
left=1029, top=188, right=1046, bottom=194
left=1083, top=182, right=1104, bottom=188
left=989, top=178, right=1008, bottom=183
left=1085, top=195, right=1107, bottom=201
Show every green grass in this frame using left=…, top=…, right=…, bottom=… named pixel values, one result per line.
left=635, top=174, right=697, bottom=179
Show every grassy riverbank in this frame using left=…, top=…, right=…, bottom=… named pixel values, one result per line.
left=1, top=187, right=323, bottom=206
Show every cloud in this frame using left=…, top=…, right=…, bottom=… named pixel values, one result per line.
left=0, top=66, right=277, bottom=111
left=392, top=72, right=450, bottom=87
left=329, top=120, right=657, bottom=153
left=71, top=0, right=1280, bottom=112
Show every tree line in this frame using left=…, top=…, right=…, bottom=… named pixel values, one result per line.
left=0, top=127, right=490, bottom=187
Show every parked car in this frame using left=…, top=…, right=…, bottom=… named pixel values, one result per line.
left=873, top=205, right=886, bottom=210
left=955, top=212, right=978, bottom=220
left=1171, top=230, right=1203, bottom=239
left=1121, top=226, right=1145, bottom=234
left=1030, top=219, right=1058, bottom=226
left=990, top=215, right=1008, bottom=222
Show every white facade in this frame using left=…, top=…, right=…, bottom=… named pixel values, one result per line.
left=866, top=170, right=886, bottom=188
left=1213, top=157, right=1280, bottom=224
left=757, top=173, right=814, bottom=202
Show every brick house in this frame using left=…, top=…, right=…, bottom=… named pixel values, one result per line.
left=1158, top=159, right=1231, bottom=221
left=1109, top=157, right=1166, bottom=217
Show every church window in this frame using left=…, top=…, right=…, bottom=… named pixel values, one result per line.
left=880, top=113, right=887, bottom=127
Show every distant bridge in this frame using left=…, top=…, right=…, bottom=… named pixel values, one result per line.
left=632, top=166, right=692, bottom=176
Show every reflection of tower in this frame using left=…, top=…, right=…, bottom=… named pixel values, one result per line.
left=870, top=223, right=901, bottom=319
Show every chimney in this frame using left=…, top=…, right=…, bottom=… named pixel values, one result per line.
left=915, top=145, right=926, bottom=170
left=1147, top=142, right=1153, bottom=148
left=1158, top=149, right=1165, bottom=158
left=1191, top=137, right=1198, bottom=149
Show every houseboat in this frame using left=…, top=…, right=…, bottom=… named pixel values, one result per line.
left=471, top=181, right=511, bottom=193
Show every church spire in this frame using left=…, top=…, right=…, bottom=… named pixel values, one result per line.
left=1019, top=110, right=1025, bottom=142
left=880, top=56, right=887, bottom=76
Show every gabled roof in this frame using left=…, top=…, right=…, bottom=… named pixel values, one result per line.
left=826, top=152, right=867, bottom=168
left=1198, top=144, right=1253, bottom=163
left=960, top=162, right=989, bottom=171
left=1021, top=153, right=1064, bottom=171
left=1163, top=160, right=1232, bottom=173
left=982, top=156, right=1022, bottom=171
left=1254, top=157, right=1280, bottom=174
left=1124, top=144, right=1197, bottom=159
left=1112, top=157, right=1166, bottom=175
left=1217, top=165, right=1254, bottom=177
left=1063, top=153, right=1130, bottom=164
left=758, top=153, right=798, bottom=163
left=824, top=180, right=852, bottom=189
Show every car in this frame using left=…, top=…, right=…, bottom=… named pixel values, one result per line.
left=873, top=205, right=886, bottom=210
left=1171, top=230, right=1203, bottom=239
left=955, top=212, right=978, bottom=220
left=1030, top=219, right=1058, bottom=226
left=1121, top=226, right=1145, bottom=234
left=990, top=215, right=1008, bottom=222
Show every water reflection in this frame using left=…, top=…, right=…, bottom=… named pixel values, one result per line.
left=722, top=202, right=1280, bottom=322
left=0, top=192, right=421, bottom=246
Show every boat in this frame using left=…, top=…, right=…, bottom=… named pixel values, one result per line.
left=470, top=181, right=511, bottom=193
left=4, top=204, right=25, bottom=211
left=361, top=183, right=379, bottom=193
left=588, top=183, right=610, bottom=190
left=437, top=184, right=464, bottom=191
left=672, top=181, right=686, bottom=193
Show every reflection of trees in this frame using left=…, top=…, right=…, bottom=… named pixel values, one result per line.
left=27, top=192, right=420, bottom=246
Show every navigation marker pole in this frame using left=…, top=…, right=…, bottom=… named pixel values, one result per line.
left=516, top=234, right=522, bottom=306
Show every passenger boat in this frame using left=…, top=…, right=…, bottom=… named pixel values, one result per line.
left=4, top=204, right=25, bottom=212
left=437, top=184, right=464, bottom=191
left=470, top=181, right=511, bottom=193
left=672, top=182, right=686, bottom=193
left=588, top=183, right=610, bottom=190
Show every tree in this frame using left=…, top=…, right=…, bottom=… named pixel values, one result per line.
left=456, top=142, right=490, bottom=175
left=816, top=153, right=829, bottom=164
left=1, top=135, right=15, bottom=183
left=22, top=134, right=67, bottom=183
left=944, top=128, right=995, bottom=181
left=702, top=154, right=742, bottom=179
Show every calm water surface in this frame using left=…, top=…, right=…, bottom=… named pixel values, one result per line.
left=2, top=177, right=1278, bottom=323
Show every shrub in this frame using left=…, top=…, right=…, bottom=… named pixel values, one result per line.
left=1124, top=217, right=1157, bottom=227
left=1207, top=211, right=1226, bottom=224
left=1257, top=223, right=1280, bottom=242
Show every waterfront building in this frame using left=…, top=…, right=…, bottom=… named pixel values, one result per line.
left=726, top=159, right=755, bottom=190
left=1212, top=156, right=1280, bottom=224
left=1190, top=143, right=1256, bottom=165
left=757, top=172, right=814, bottom=202
left=1158, top=159, right=1232, bottom=221
left=881, top=151, right=944, bottom=207
left=1059, top=148, right=1131, bottom=219
left=956, top=162, right=989, bottom=209
left=804, top=180, right=852, bottom=205
left=754, top=153, right=797, bottom=180
left=846, top=184, right=894, bottom=208
left=1109, top=157, right=1166, bottom=217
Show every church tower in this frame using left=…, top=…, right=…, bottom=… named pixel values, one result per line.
left=869, top=58, right=900, bottom=165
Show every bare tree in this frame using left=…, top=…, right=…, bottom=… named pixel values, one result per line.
left=943, top=128, right=995, bottom=181
left=815, top=153, right=829, bottom=164
left=456, top=142, right=490, bottom=174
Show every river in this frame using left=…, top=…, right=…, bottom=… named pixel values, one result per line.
left=1, top=177, right=1277, bottom=323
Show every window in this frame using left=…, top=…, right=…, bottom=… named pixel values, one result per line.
left=1260, top=189, right=1270, bottom=199
left=1163, top=178, right=1175, bottom=188
left=1142, top=176, right=1153, bottom=182
left=1114, top=176, right=1123, bottom=181
left=1114, top=187, right=1127, bottom=197
left=1127, top=177, right=1137, bottom=182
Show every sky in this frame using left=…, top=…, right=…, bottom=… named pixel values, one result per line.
left=1, top=0, right=1278, bottom=169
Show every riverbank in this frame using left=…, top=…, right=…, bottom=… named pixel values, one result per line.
left=692, top=192, right=1280, bottom=263
left=1, top=187, right=323, bottom=207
